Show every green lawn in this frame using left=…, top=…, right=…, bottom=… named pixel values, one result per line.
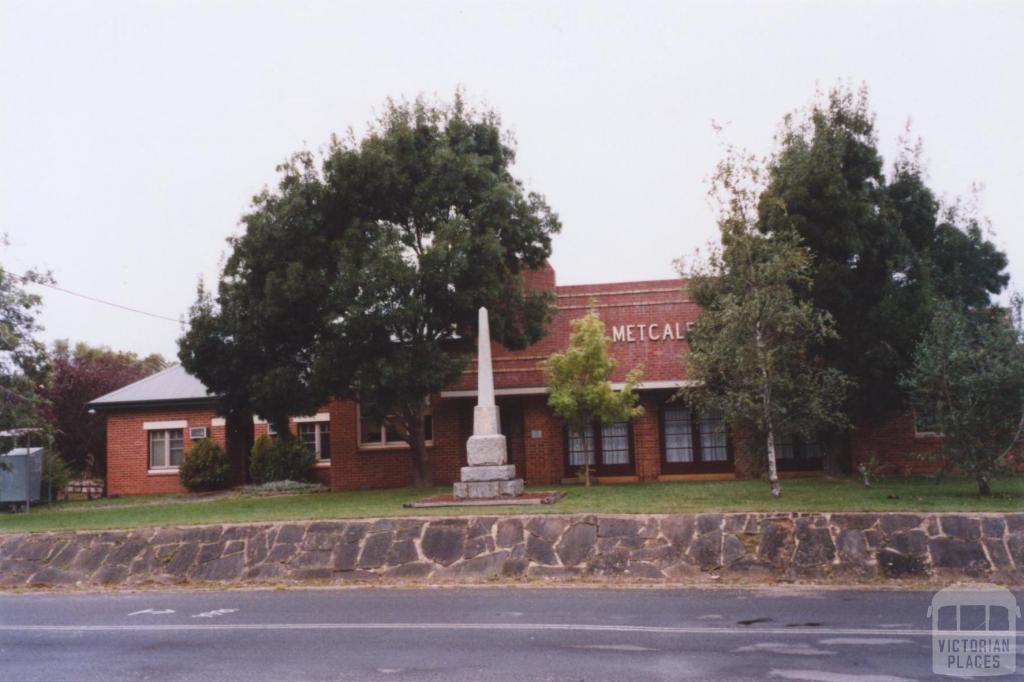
left=1, top=476, right=1022, bottom=534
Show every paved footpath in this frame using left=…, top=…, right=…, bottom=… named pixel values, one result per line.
left=1, top=587, right=1021, bottom=681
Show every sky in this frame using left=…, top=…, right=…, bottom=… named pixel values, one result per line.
left=2, top=0, right=1022, bottom=360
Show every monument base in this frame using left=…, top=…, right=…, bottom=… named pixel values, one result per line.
left=453, top=478, right=524, bottom=499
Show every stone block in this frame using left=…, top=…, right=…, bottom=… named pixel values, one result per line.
left=459, top=465, right=517, bottom=482
left=453, top=479, right=523, bottom=499
left=421, top=526, right=465, bottom=566
left=495, top=519, right=523, bottom=547
left=795, top=527, right=836, bottom=567
left=929, top=538, right=990, bottom=576
left=472, top=404, right=500, bottom=435
left=940, top=516, right=981, bottom=542
left=466, top=434, right=508, bottom=466
left=556, top=523, right=597, bottom=566
left=689, top=530, right=723, bottom=570
left=877, top=549, right=928, bottom=578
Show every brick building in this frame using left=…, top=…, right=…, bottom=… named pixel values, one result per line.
left=91, top=267, right=940, bottom=496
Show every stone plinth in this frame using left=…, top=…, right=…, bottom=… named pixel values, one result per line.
left=453, top=478, right=524, bottom=499
left=466, top=434, right=508, bottom=466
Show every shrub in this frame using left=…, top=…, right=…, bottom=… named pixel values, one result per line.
left=249, top=435, right=315, bottom=484
left=41, top=450, right=70, bottom=500
left=179, top=439, right=230, bottom=492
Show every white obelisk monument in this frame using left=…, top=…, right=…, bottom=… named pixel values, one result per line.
left=453, top=307, right=525, bottom=499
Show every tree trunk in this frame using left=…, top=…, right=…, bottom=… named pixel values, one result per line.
left=581, top=429, right=592, bottom=487
left=406, top=406, right=431, bottom=489
left=755, top=322, right=781, bottom=498
left=225, top=409, right=254, bottom=485
left=765, top=423, right=781, bottom=498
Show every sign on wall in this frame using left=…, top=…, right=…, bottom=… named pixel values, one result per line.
left=611, top=322, right=690, bottom=343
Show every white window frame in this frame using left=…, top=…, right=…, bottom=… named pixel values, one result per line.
left=913, top=410, right=943, bottom=438
left=148, top=428, right=184, bottom=472
left=189, top=426, right=209, bottom=440
left=298, top=420, right=331, bottom=465
left=357, top=403, right=433, bottom=450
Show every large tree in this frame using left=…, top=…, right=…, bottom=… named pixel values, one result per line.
left=903, top=299, right=1024, bottom=496
left=682, top=156, right=850, bottom=497
left=756, top=86, right=1008, bottom=423
left=41, top=341, right=165, bottom=475
left=181, top=95, right=560, bottom=487
left=0, top=236, right=50, bottom=433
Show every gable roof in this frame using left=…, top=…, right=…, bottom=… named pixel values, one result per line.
left=89, top=364, right=214, bottom=409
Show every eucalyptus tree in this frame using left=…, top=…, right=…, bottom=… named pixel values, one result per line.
left=903, top=298, right=1024, bottom=496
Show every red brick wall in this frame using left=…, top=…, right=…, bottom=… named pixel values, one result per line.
left=850, top=413, right=946, bottom=476
left=106, top=406, right=224, bottom=496
left=325, top=395, right=465, bottom=491
left=633, top=394, right=663, bottom=481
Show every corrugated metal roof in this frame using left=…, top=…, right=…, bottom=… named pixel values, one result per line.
left=89, top=364, right=213, bottom=406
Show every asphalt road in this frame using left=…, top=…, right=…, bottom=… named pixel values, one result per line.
left=1, top=587, right=1021, bottom=681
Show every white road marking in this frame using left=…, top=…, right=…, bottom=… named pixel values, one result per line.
left=768, top=670, right=916, bottom=682
left=818, top=638, right=912, bottom=646
left=4, top=622, right=1014, bottom=638
left=191, top=609, right=239, bottom=619
left=737, top=642, right=836, bottom=656
left=567, top=644, right=658, bottom=652
left=127, top=609, right=175, bottom=616
left=697, top=614, right=723, bottom=620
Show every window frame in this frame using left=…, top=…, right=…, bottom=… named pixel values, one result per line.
left=148, top=428, right=184, bottom=471
left=913, top=410, right=943, bottom=438
left=357, top=403, right=434, bottom=450
left=297, top=420, right=331, bottom=464
left=775, top=432, right=824, bottom=472
left=562, top=420, right=635, bottom=477
left=658, top=401, right=733, bottom=474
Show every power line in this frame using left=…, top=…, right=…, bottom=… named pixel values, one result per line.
left=15, top=275, right=182, bottom=324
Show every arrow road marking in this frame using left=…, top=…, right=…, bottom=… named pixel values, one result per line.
left=192, top=609, right=239, bottom=619
left=128, top=609, right=175, bottom=616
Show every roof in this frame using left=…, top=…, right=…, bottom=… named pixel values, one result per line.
left=0, top=447, right=44, bottom=457
left=89, top=364, right=213, bottom=408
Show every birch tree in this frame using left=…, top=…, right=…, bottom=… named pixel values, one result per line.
left=681, top=155, right=850, bottom=497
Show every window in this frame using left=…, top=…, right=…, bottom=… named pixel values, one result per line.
left=774, top=432, right=824, bottom=471
left=189, top=426, right=209, bottom=440
left=775, top=432, right=796, bottom=460
left=149, top=429, right=184, bottom=469
left=699, top=412, right=728, bottom=462
left=914, top=411, right=942, bottom=436
left=660, top=404, right=731, bottom=472
left=565, top=421, right=632, bottom=472
left=358, top=405, right=433, bottom=448
left=601, top=421, right=630, bottom=465
left=663, top=406, right=694, bottom=463
left=298, top=422, right=331, bottom=461
left=567, top=429, right=595, bottom=467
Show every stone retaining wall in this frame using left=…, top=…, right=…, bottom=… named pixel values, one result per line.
left=2, top=512, right=1022, bottom=589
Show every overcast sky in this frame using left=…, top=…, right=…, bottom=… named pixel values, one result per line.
left=2, top=0, right=1022, bottom=360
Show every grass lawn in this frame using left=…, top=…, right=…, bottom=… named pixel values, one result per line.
left=1, top=475, right=1022, bottom=534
